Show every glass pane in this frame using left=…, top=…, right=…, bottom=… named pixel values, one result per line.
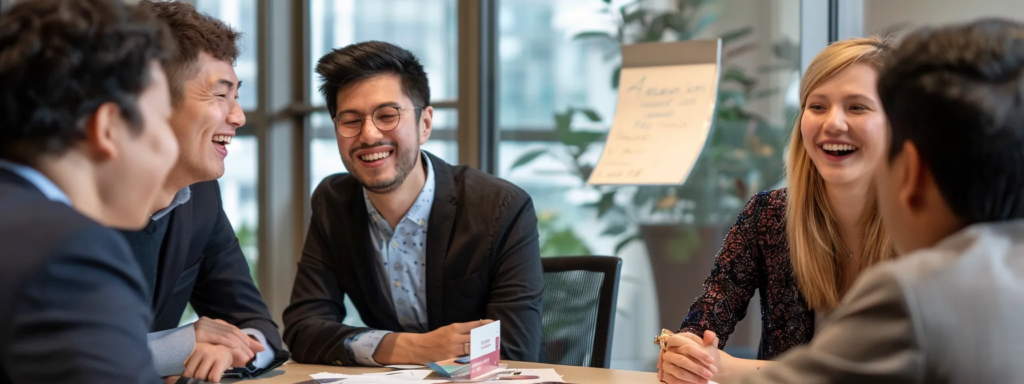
left=497, top=0, right=802, bottom=371
left=310, top=109, right=459, bottom=193
left=180, top=135, right=259, bottom=326
left=308, top=0, right=458, bottom=104
left=864, top=0, right=1023, bottom=37
left=219, top=135, right=260, bottom=281
left=194, top=0, right=259, bottom=110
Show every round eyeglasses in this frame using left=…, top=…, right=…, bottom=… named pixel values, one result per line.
left=332, top=105, right=423, bottom=138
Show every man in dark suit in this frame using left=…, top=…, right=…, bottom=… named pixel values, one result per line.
left=118, top=1, right=288, bottom=382
left=0, top=0, right=177, bottom=382
left=284, top=41, right=544, bottom=366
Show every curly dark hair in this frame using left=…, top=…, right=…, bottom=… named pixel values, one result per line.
left=0, top=0, right=174, bottom=165
left=879, top=18, right=1024, bottom=223
left=138, top=0, right=241, bottom=104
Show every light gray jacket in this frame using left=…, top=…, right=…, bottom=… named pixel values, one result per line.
left=742, top=220, right=1024, bottom=384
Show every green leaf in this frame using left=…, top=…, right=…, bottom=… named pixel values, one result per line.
left=573, top=31, right=615, bottom=42
left=561, top=131, right=606, bottom=149
left=724, top=42, right=758, bottom=61
left=611, top=66, right=622, bottom=89
left=540, top=228, right=593, bottom=257
left=613, top=234, right=643, bottom=255
left=554, top=109, right=574, bottom=134
left=580, top=108, right=602, bottom=122
left=509, top=148, right=547, bottom=171
left=757, top=64, right=797, bottom=73
left=720, top=27, right=753, bottom=44
left=578, top=165, right=595, bottom=181
left=601, top=224, right=628, bottom=236
left=622, top=9, right=646, bottom=24
left=717, top=90, right=747, bottom=108
left=722, top=68, right=756, bottom=89
left=582, top=191, right=617, bottom=218
left=642, top=14, right=670, bottom=42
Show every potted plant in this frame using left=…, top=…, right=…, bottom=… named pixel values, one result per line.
left=509, top=0, right=798, bottom=330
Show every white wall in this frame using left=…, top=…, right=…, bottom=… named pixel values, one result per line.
left=864, top=0, right=1024, bottom=38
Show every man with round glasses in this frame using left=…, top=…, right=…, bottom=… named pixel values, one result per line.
left=283, top=41, right=544, bottom=366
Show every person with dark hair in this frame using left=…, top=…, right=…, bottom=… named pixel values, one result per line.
left=283, top=41, right=544, bottom=366
left=710, top=18, right=1024, bottom=384
left=118, top=1, right=288, bottom=382
left=0, top=0, right=175, bottom=382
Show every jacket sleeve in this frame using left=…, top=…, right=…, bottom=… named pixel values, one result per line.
left=187, top=182, right=288, bottom=375
left=6, top=226, right=162, bottom=384
left=486, top=195, right=544, bottom=362
left=738, top=266, right=920, bottom=384
left=679, top=194, right=764, bottom=348
left=283, top=189, right=375, bottom=365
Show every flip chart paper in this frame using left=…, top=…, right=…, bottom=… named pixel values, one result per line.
left=589, top=39, right=721, bottom=185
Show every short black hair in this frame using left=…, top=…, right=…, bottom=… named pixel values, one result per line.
left=878, top=18, right=1024, bottom=223
left=315, top=41, right=430, bottom=118
left=0, top=0, right=173, bottom=165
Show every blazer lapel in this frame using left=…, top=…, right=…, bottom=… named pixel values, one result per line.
left=348, top=186, right=402, bottom=330
left=424, top=152, right=457, bottom=331
left=151, top=198, right=192, bottom=318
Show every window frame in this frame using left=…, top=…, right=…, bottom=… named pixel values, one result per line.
left=160, top=0, right=844, bottom=324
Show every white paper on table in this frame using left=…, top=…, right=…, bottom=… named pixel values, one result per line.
left=439, top=369, right=564, bottom=383
left=588, top=39, right=722, bottom=186
left=508, top=369, right=564, bottom=383
left=310, top=369, right=448, bottom=384
left=310, top=368, right=563, bottom=384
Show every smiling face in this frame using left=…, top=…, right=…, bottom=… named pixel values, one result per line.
left=167, top=51, right=245, bottom=183
left=800, top=63, right=889, bottom=187
left=333, top=73, right=432, bottom=194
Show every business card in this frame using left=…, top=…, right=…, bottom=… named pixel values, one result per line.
left=469, top=320, right=500, bottom=379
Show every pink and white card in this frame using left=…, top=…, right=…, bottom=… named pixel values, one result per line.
left=468, top=320, right=501, bottom=379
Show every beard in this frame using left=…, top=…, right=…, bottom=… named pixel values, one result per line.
left=345, top=141, right=419, bottom=194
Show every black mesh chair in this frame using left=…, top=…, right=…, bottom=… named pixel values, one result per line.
left=541, top=255, right=622, bottom=368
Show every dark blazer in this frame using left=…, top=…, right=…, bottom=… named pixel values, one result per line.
left=122, top=180, right=288, bottom=374
left=284, top=152, right=544, bottom=365
left=0, top=170, right=161, bottom=384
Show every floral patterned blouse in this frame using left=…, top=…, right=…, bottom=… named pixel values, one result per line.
left=679, top=188, right=815, bottom=360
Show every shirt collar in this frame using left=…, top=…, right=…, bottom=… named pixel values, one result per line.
left=0, top=159, right=71, bottom=206
left=363, top=152, right=435, bottom=231
left=151, top=186, right=192, bottom=221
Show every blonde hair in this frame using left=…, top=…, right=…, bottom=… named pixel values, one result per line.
left=786, top=37, right=897, bottom=310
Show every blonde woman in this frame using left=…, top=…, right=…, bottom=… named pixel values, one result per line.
left=658, top=37, right=897, bottom=384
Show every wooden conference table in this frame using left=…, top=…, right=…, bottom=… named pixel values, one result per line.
left=223, top=361, right=658, bottom=384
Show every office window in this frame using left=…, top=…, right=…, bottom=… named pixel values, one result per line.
left=308, top=0, right=459, bottom=191
left=180, top=0, right=260, bottom=326
left=496, top=0, right=802, bottom=370
left=192, top=0, right=260, bottom=279
left=194, top=0, right=259, bottom=110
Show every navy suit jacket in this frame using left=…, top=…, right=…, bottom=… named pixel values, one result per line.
left=0, top=170, right=161, bottom=384
left=121, top=180, right=289, bottom=375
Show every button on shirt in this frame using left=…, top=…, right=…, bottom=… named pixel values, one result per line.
left=346, top=153, right=435, bottom=366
